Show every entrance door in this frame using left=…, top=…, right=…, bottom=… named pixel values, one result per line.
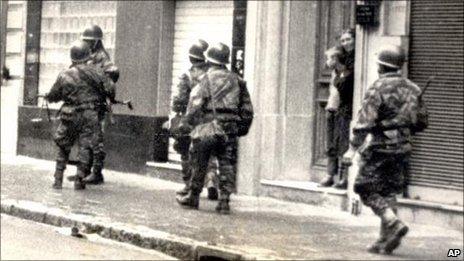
left=312, top=1, right=354, bottom=178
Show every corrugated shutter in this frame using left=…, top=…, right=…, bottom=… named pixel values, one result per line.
left=408, top=0, right=464, bottom=191
left=168, top=1, right=234, bottom=162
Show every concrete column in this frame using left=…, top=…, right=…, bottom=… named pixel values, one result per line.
left=236, top=1, right=286, bottom=195
left=237, top=1, right=319, bottom=195
left=114, top=1, right=162, bottom=117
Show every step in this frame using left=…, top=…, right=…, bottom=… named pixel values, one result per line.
left=260, top=179, right=463, bottom=231
left=145, top=161, right=183, bottom=183
left=260, top=179, right=349, bottom=211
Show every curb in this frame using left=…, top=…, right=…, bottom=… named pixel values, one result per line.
left=1, top=199, right=277, bottom=260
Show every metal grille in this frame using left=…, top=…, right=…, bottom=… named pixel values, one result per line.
left=39, top=1, right=117, bottom=108
left=408, top=0, right=464, bottom=191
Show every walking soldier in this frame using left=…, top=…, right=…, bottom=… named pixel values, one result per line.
left=343, top=44, right=428, bottom=254
left=171, top=39, right=219, bottom=200
left=176, top=42, right=254, bottom=214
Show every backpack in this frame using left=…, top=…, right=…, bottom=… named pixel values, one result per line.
left=237, top=79, right=254, bottom=137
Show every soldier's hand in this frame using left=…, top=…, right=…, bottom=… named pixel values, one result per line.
left=177, top=123, right=192, bottom=136
left=162, top=120, right=170, bottom=130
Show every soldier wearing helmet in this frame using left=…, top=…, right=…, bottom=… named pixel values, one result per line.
left=176, top=42, right=254, bottom=215
left=81, top=25, right=114, bottom=73
left=343, top=44, right=426, bottom=254
left=170, top=39, right=220, bottom=200
left=44, top=40, right=115, bottom=190
left=66, top=25, right=118, bottom=185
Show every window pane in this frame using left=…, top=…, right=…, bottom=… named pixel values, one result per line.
left=38, top=1, right=117, bottom=107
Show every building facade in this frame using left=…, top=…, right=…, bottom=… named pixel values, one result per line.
left=2, top=1, right=462, bottom=218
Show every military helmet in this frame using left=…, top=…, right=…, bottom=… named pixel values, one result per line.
left=81, top=25, right=103, bottom=41
left=205, top=42, right=230, bottom=65
left=188, top=39, right=209, bottom=60
left=376, top=45, right=406, bottom=69
left=70, top=41, right=91, bottom=63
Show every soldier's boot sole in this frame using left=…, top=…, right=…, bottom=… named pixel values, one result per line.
left=383, top=222, right=409, bottom=254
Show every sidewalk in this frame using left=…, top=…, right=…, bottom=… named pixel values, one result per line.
left=1, top=154, right=463, bottom=260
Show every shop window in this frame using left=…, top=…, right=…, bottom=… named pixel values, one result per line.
left=38, top=1, right=116, bottom=107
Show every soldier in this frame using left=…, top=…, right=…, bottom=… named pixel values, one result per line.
left=45, top=40, right=115, bottom=190
left=67, top=25, right=119, bottom=185
left=171, top=39, right=219, bottom=200
left=176, top=42, right=254, bottom=214
left=343, top=45, right=427, bottom=254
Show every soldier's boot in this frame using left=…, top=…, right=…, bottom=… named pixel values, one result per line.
left=176, top=184, right=189, bottom=196
left=318, top=175, right=335, bottom=187
left=74, top=177, right=86, bottom=190
left=207, top=187, right=219, bottom=200
left=74, top=169, right=87, bottom=190
left=380, top=208, right=408, bottom=254
left=52, top=170, right=64, bottom=189
left=383, top=219, right=408, bottom=254
left=367, top=221, right=387, bottom=253
left=176, top=190, right=199, bottom=209
left=83, top=170, right=104, bottom=185
left=215, top=194, right=230, bottom=215
left=67, top=172, right=90, bottom=182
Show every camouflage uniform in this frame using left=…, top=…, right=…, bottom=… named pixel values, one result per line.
left=183, top=65, right=243, bottom=197
left=47, top=63, right=115, bottom=180
left=87, top=48, right=114, bottom=177
left=171, top=64, right=219, bottom=190
left=351, top=72, right=422, bottom=215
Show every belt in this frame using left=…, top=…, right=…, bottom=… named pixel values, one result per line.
left=204, top=108, right=238, bottom=114
left=66, top=101, right=103, bottom=111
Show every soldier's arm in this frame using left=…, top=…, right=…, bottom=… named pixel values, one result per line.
left=172, top=73, right=191, bottom=114
left=45, top=72, right=66, bottom=103
left=350, top=85, right=382, bottom=149
left=182, top=77, right=208, bottom=127
left=101, top=72, right=116, bottom=102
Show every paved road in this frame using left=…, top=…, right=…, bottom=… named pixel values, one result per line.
left=0, top=214, right=177, bottom=260
left=1, top=155, right=463, bottom=260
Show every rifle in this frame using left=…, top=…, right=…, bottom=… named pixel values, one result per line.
left=341, top=76, right=435, bottom=167
left=105, top=99, right=133, bottom=125
left=112, top=99, right=133, bottom=110
left=356, top=75, right=434, bottom=133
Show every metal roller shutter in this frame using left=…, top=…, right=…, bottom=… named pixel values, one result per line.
left=169, top=1, right=234, bottom=162
left=408, top=0, right=464, bottom=191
